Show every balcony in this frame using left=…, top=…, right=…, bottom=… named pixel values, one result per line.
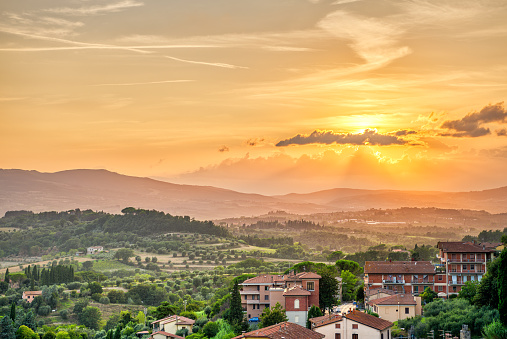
left=447, top=258, right=485, bottom=263
left=448, top=281, right=465, bottom=286
left=383, top=280, right=405, bottom=284
left=412, top=279, right=433, bottom=284
left=246, top=300, right=260, bottom=304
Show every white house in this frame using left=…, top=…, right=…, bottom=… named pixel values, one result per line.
left=310, top=310, right=393, bottom=339
left=151, top=315, right=195, bottom=337
left=87, top=246, right=104, bottom=255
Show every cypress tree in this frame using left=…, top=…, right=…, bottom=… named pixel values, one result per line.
left=4, top=268, right=10, bottom=284
left=0, top=314, right=16, bottom=339
left=498, top=248, right=507, bottom=325
left=227, top=280, right=244, bottom=327
left=10, top=302, right=16, bottom=321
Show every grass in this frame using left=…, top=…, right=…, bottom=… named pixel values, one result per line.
left=92, top=260, right=139, bottom=272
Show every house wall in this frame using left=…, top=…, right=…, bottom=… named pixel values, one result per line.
left=285, top=296, right=308, bottom=312
left=161, top=321, right=190, bottom=335
left=302, top=279, right=320, bottom=307
left=314, top=318, right=391, bottom=339
left=371, top=304, right=416, bottom=323
left=286, top=310, right=307, bottom=328
left=269, top=288, right=285, bottom=309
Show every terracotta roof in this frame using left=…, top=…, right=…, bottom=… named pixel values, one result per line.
left=151, top=315, right=195, bottom=326
left=151, top=331, right=185, bottom=339
left=296, top=272, right=321, bottom=279
left=23, top=291, right=42, bottom=295
left=231, top=321, right=325, bottom=339
left=368, top=294, right=416, bottom=306
left=309, top=314, right=343, bottom=328
left=365, top=288, right=396, bottom=297
left=242, top=275, right=284, bottom=284
left=283, top=285, right=311, bottom=296
left=437, top=242, right=494, bottom=253
left=480, top=242, right=502, bottom=250
left=364, top=261, right=435, bottom=274
left=345, top=310, right=393, bottom=331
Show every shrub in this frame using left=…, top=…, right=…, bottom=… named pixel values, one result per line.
left=38, top=305, right=51, bottom=316
left=99, top=297, right=110, bottom=304
left=59, top=309, right=69, bottom=320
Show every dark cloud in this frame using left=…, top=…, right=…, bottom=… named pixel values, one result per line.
left=218, top=145, right=229, bottom=152
left=394, top=129, right=417, bottom=136
left=276, top=129, right=408, bottom=147
left=497, top=129, right=507, bottom=136
left=246, top=138, right=265, bottom=146
left=440, top=102, right=507, bottom=137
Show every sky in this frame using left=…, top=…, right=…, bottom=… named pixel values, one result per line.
left=1, top=0, right=507, bottom=195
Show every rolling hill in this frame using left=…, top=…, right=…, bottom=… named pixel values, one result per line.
left=1, top=169, right=507, bottom=219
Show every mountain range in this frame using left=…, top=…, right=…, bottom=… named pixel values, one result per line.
left=1, top=169, right=507, bottom=219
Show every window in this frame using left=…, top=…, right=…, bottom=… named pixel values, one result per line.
left=471, top=264, right=475, bottom=270
left=405, top=307, right=409, bottom=314
left=438, top=275, right=443, bottom=281
left=453, top=286, right=457, bottom=292
left=294, top=299, right=300, bottom=309
left=438, top=286, right=443, bottom=292
left=335, top=334, right=341, bottom=339
left=352, top=334, right=359, bottom=339
left=381, top=334, right=384, bottom=339
left=414, top=286, right=419, bottom=293
left=307, top=281, right=315, bottom=291
left=352, top=324, right=358, bottom=329
left=463, top=264, right=467, bottom=270
left=256, top=286, right=260, bottom=291
left=265, top=286, right=269, bottom=291
left=295, top=315, right=299, bottom=323
left=335, top=324, right=341, bottom=329
left=244, top=295, right=247, bottom=300
left=265, top=295, right=269, bottom=300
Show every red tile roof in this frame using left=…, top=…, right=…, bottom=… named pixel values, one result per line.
left=364, top=261, right=435, bottom=274
left=296, top=272, right=321, bottom=279
left=345, top=310, right=393, bottom=331
left=23, top=291, right=42, bottom=296
left=437, top=241, right=494, bottom=253
left=283, top=285, right=311, bottom=296
left=242, top=275, right=284, bottom=284
left=231, top=321, right=325, bottom=339
left=344, top=310, right=394, bottom=331
left=365, top=288, right=396, bottom=297
left=151, top=315, right=195, bottom=326
left=368, top=294, right=416, bottom=306
left=309, top=314, right=343, bottom=328
left=151, top=331, right=185, bottom=339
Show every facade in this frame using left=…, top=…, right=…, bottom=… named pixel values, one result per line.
left=151, top=315, right=195, bottom=336
left=366, top=294, right=421, bottom=323
left=364, top=261, right=436, bottom=296
left=87, top=246, right=104, bottom=255
left=437, top=241, right=495, bottom=296
left=232, top=321, right=325, bottom=339
left=240, top=271, right=321, bottom=324
left=151, top=332, right=184, bottom=339
left=310, top=310, right=393, bottom=339
left=22, top=291, right=42, bottom=303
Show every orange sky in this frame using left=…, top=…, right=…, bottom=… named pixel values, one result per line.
left=1, top=0, right=507, bottom=194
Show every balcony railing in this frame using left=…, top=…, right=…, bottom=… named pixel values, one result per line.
left=447, top=258, right=485, bottom=263
left=449, top=269, right=485, bottom=274
left=383, top=280, right=405, bottom=284
left=412, top=279, right=433, bottom=284
left=448, top=281, right=465, bottom=286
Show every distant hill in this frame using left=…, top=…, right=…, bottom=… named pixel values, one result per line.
left=1, top=169, right=507, bottom=219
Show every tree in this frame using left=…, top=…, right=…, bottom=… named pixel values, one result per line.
left=225, top=281, right=243, bottom=327
left=4, top=268, right=10, bottom=284
left=306, top=305, right=323, bottom=329
left=355, top=283, right=365, bottom=303
left=10, top=302, right=16, bottom=320
left=420, top=287, right=438, bottom=304
left=202, top=321, right=219, bottom=338
left=0, top=315, right=16, bottom=339
left=327, top=251, right=344, bottom=262
left=82, top=261, right=93, bottom=271
left=114, top=248, right=135, bottom=263
left=340, top=270, right=357, bottom=301
left=498, top=248, right=507, bottom=325
left=89, top=281, right=103, bottom=295
left=458, top=281, right=479, bottom=303
left=335, top=260, right=362, bottom=276
left=260, top=302, right=287, bottom=328
left=15, top=325, right=38, bottom=339
left=153, top=301, right=176, bottom=320
left=319, top=268, right=340, bottom=312
left=79, top=306, right=102, bottom=330
left=0, top=281, right=8, bottom=294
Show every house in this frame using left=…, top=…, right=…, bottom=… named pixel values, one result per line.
left=232, top=321, right=325, bottom=339
left=364, top=261, right=436, bottom=296
left=240, top=271, right=321, bottom=326
left=151, top=315, right=195, bottom=336
left=22, top=291, right=42, bottom=303
left=366, top=294, right=422, bottom=323
left=437, top=241, right=496, bottom=296
left=150, top=332, right=184, bottom=339
left=87, top=246, right=104, bottom=255
left=365, top=288, right=396, bottom=302
left=310, top=310, right=393, bottom=339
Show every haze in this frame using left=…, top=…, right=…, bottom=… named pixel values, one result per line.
left=2, top=0, right=507, bottom=195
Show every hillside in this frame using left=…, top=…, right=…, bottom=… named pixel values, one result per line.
left=1, top=169, right=507, bottom=219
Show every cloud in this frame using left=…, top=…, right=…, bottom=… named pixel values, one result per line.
left=440, top=102, right=507, bottom=137
left=394, top=130, right=417, bottom=136
left=497, top=129, right=507, bottom=136
left=45, top=1, right=144, bottom=16
left=276, top=129, right=408, bottom=147
left=164, top=56, right=248, bottom=69
left=246, top=138, right=265, bottom=147
left=91, top=80, right=194, bottom=86
left=218, top=146, right=230, bottom=152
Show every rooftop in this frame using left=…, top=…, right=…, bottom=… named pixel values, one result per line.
left=241, top=272, right=321, bottom=285
left=345, top=310, right=393, bottom=331
left=309, top=314, right=343, bottom=328
left=283, top=285, right=312, bottom=296
left=368, top=294, right=417, bottom=306
left=364, top=261, right=435, bottom=274
left=151, top=315, right=195, bottom=326
left=365, top=288, right=396, bottom=297
left=231, top=321, right=325, bottom=339
left=437, top=241, right=495, bottom=253
left=150, top=331, right=185, bottom=339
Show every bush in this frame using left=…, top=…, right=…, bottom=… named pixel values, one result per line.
left=67, top=282, right=82, bottom=290
left=203, top=321, right=219, bottom=338
left=99, top=297, right=110, bottom=304
left=59, top=309, right=69, bottom=320
left=38, top=305, right=51, bottom=316
left=175, top=328, right=189, bottom=337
